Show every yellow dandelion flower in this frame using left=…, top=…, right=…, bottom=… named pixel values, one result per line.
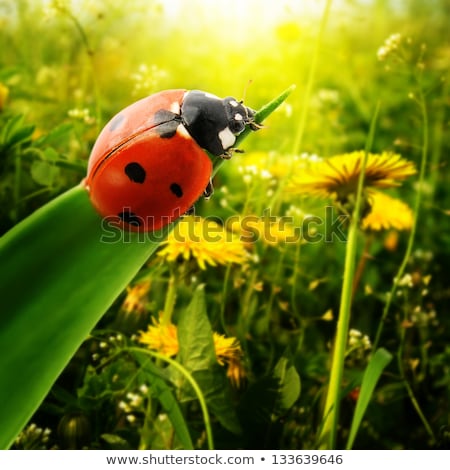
left=228, top=215, right=296, bottom=246
left=137, top=316, right=179, bottom=357
left=362, top=191, right=414, bottom=231
left=157, top=216, right=248, bottom=270
left=0, top=83, right=9, bottom=111
left=121, top=280, right=151, bottom=314
left=288, top=151, right=416, bottom=201
left=138, top=317, right=244, bottom=380
left=212, top=332, right=243, bottom=366
left=383, top=230, right=400, bottom=251
left=226, top=357, right=247, bottom=388
left=238, top=151, right=292, bottom=180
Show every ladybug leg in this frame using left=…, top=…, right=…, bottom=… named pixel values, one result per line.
left=184, top=206, right=196, bottom=216
left=221, top=148, right=244, bottom=160
left=248, top=121, right=264, bottom=131
left=203, top=179, right=214, bottom=199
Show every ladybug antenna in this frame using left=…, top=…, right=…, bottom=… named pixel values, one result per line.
left=241, top=79, right=253, bottom=103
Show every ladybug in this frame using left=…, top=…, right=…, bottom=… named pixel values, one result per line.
left=85, top=89, right=258, bottom=232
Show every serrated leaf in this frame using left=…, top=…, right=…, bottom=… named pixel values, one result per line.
left=177, top=285, right=216, bottom=371
left=177, top=285, right=241, bottom=435
left=237, top=356, right=300, bottom=448
left=192, top=367, right=242, bottom=435
left=240, top=356, right=301, bottom=425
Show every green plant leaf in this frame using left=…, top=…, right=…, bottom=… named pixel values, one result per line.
left=0, top=186, right=165, bottom=449
left=30, top=159, right=60, bottom=186
left=0, top=114, right=34, bottom=151
left=346, top=347, right=393, bottom=449
left=272, top=356, right=302, bottom=416
left=237, top=355, right=301, bottom=447
left=240, top=356, right=301, bottom=424
left=177, top=285, right=241, bottom=435
left=34, top=123, right=73, bottom=147
left=177, top=285, right=216, bottom=370
left=100, top=433, right=131, bottom=450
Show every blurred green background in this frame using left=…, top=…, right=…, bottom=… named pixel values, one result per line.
left=1, top=0, right=449, bottom=450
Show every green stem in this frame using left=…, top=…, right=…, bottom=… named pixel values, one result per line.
left=128, top=347, right=214, bottom=450
left=352, top=236, right=373, bottom=298
left=319, top=216, right=359, bottom=448
left=290, top=237, right=302, bottom=322
left=60, top=5, right=103, bottom=132
left=319, top=102, right=380, bottom=449
left=219, top=265, right=232, bottom=334
left=397, top=321, right=435, bottom=443
left=161, top=271, right=177, bottom=326
left=373, top=90, right=429, bottom=351
left=12, top=151, right=22, bottom=222
left=292, top=0, right=333, bottom=155
left=138, top=358, right=156, bottom=450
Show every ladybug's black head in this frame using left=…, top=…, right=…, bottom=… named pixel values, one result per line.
left=181, top=90, right=257, bottom=157
left=222, top=96, right=256, bottom=135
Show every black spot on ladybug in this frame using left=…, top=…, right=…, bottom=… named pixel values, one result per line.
left=125, top=162, right=146, bottom=183
left=170, top=183, right=183, bottom=198
left=153, top=109, right=181, bottom=138
left=118, top=210, right=142, bottom=227
left=109, top=113, right=125, bottom=131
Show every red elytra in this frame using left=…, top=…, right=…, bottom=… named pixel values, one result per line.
left=85, top=89, right=212, bottom=232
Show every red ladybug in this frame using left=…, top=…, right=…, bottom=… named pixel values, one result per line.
left=85, top=89, right=258, bottom=232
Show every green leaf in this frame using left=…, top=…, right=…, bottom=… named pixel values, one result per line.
left=240, top=356, right=301, bottom=425
left=0, top=114, right=34, bottom=150
left=135, top=354, right=193, bottom=450
left=100, top=433, right=131, bottom=450
left=346, top=348, right=393, bottom=449
left=34, top=123, right=73, bottom=147
left=272, top=356, right=302, bottom=416
left=30, top=159, right=60, bottom=186
left=177, top=285, right=241, bottom=435
left=0, top=186, right=165, bottom=449
left=237, top=356, right=300, bottom=447
left=177, top=284, right=216, bottom=370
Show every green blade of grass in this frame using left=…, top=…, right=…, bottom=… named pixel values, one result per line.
left=0, top=186, right=164, bottom=449
left=346, top=348, right=393, bottom=449
left=0, top=87, right=293, bottom=449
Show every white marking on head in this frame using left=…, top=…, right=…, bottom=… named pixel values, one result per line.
left=234, top=113, right=243, bottom=121
left=176, top=124, right=191, bottom=139
left=170, top=101, right=181, bottom=114
left=218, top=127, right=236, bottom=150
left=230, top=100, right=239, bottom=107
